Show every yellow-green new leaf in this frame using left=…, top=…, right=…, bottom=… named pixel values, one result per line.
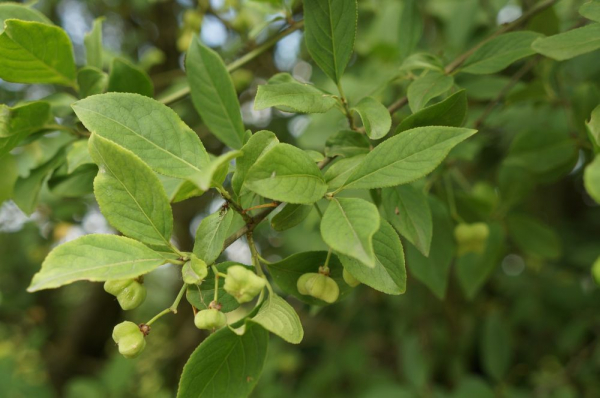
left=72, top=93, right=210, bottom=179
left=250, top=294, right=304, bottom=344
left=186, top=37, right=245, bottom=149
left=352, top=97, right=392, bottom=139
left=89, top=134, right=174, bottom=248
left=341, top=126, right=477, bottom=190
left=245, top=143, right=327, bottom=204
left=232, top=130, right=279, bottom=198
left=321, top=197, right=380, bottom=267
left=304, top=0, right=357, bottom=83
left=532, top=23, right=600, bottom=61
left=0, top=20, right=76, bottom=87
left=84, top=17, right=104, bottom=69
left=28, top=234, right=168, bottom=292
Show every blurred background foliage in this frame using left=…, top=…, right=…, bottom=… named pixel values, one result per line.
left=1, top=0, right=600, bottom=397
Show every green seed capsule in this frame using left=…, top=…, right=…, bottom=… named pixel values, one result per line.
left=223, top=265, right=266, bottom=303
left=104, top=279, right=147, bottom=310
left=112, top=321, right=145, bottom=358
left=343, top=268, right=360, bottom=287
left=182, top=255, right=208, bottom=284
left=454, top=222, right=490, bottom=256
left=297, top=273, right=340, bottom=303
left=194, top=309, right=227, bottom=330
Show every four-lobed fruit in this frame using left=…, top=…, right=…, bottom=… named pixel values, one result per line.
left=297, top=272, right=340, bottom=303
left=182, top=255, right=208, bottom=285
left=194, top=309, right=227, bottom=330
left=454, top=222, right=490, bottom=256
left=223, top=265, right=266, bottom=303
left=112, top=321, right=146, bottom=358
left=104, top=279, right=147, bottom=310
left=343, top=268, right=360, bottom=287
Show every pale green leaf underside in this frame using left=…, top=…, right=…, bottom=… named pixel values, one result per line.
left=89, top=134, right=174, bottom=247
left=177, top=322, right=268, bottom=398
left=532, top=23, right=600, bottom=61
left=321, top=197, right=380, bottom=267
left=352, top=96, right=392, bottom=139
left=192, top=150, right=242, bottom=191
left=341, top=126, right=477, bottom=190
left=232, top=130, right=279, bottom=198
left=193, top=208, right=234, bottom=265
left=0, top=19, right=76, bottom=87
left=187, top=37, right=245, bottom=149
left=461, top=31, right=542, bottom=74
left=271, top=203, right=313, bottom=231
left=28, top=234, right=167, bottom=292
left=339, top=219, right=406, bottom=295
left=245, top=143, right=327, bottom=204
left=72, top=93, right=210, bottom=179
left=250, top=294, right=304, bottom=344
left=304, top=0, right=357, bottom=83
left=254, top=74, right=337, bottom=113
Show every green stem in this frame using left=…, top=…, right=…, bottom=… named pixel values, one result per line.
left=146, top=284, right=187, bottom=326
left=323, top=247, right=333, bottom=273
left=444, top=174, right=463, bottom=223
left=211, top=265, right=220, bottom=303
left=215, top=186, right=250, bottom=222
left=313, top=203, right=323, bottom=218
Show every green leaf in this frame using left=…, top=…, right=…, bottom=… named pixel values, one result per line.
left=186, top=37, right=245, bottom=149
left=382, top=184, right=432, bottom=256
left=304, top=0, right=357, bottom=83
left=254, top=73, right=337, bottom=113
left=45, top=92, right=76, bottom=118
left=507, top=214, right=561, bottom=260
left=405, top=198, right=455, bottom=299
left=0, top=101, right=51, bottom=138
left=250, top=293, right=303, bottom=344
left=13, top=150, right=65, bottom=215
left=0, top=20, right=76, bottom=87
left=0, top=3, right=52, bottom=34
left=339, top=219, right=406, bottom=294
left=72, top=93, right=210, bottom=180
left=232, top=130, right=279, bottom=198
left=28, top=234, right=167, bottom=292
left=245, top=143, right=327, bottom=204
left=399, top=0, right=423, bottom=59
left=177, top=322, right=268, bottom=398
left=585, top=156, right=600, bottom=204
left=460, top=31, right=542, bottom=74
left=47, top=163, right=96, bottom=198
left=0, top=155, right=18, bottom=205
left=341, top=126, right=477, bottom=190
left=159, top=175, right=204, bottom=203
left=267, top=251, right=352, bottom=305
left=193, top=208, right=234, bottom=265
left=84, top=17, right=104, bottom=69
left=66, top=140, right=94, bottom=173
left=89, top=134, right=174, bottom=248
left=186, top=262, right=251, bottom=313
left=271, top=203, right=313, bottom=231
left=191, top=151, right=242, bottom=191
left=324, top=130, right=370, bottom=158
left=407, top=71, right=454, bottom=112
left=324, top=154, right=366, bottom=190
left=480, top=312, right=512, bottom=381
left=586, top=104, right=600, bottom=147
left=77, top=67, right=108, bottom=98
left=455, top=223, right=505, bottom=300
left=107, top=58, right=154, bottom=97
left=397, top=89, right=467, bottom=133
left=580, top=1, right=600, bottom=22
left=352, top=97, right=391, bottom=139
left=532, top=23, right=600, bottom=61
left=321, top=197, right=380, bottom=267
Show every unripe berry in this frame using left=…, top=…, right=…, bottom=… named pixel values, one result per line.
left=343, top=268, right=360, bottom=287
left=297, top=273, right=339, bottom=303
left=182, top=255, right=208, bottom=285
left=104, top=279, right=147, bottom=310
left=194, top=309, right=227, bottom=330
left=112, top=321, right=145, bottom=358
left=454, top=222, right=490, bottom=256
left=223, top=265, right=266, bottom=303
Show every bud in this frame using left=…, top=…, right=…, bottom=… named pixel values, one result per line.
left=104, top=279, right=147, bottom=310
left=194, top=309, right=227, bottom=330
left=223, top=265, right=266, bottom=303
left=112, top=321, right=145, bottom=358
left=343, top=268, right=360, bottom=287
left=182, top=255, right=208, bottom=285
left=296, top=273, right=339, bottom=303
left=454, top=222, right=490, bottom=256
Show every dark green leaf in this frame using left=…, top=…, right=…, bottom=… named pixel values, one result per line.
left=77, top=67, right=108, bottom=98
left=507, top=214, right=561, bottom=259
left=397, top=90, right=467, bottom=133
left=271, top=203, right=313, bottom=231
left=532, top=23, right=600, bottom=61
left=324, top=130, right=370, bottom=158
left=407, top=71, right=454, bottom=112
left=108, top=58, right=154, bottom=97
